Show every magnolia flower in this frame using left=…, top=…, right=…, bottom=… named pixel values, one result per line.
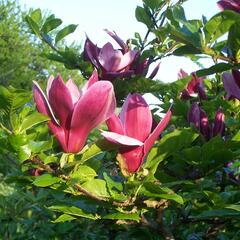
left=222, top=70, right=240, bottom=100
left=33, top=70, right=116, bottom=153
left=217, top=0, right=240, bottom=13
left=101, top=93, right=172, bottom=173
left=178, top=69, right=207, bottom=100
left=188, top=103, right=225, bottom=141
left=84, top=29, right=160, bottom=80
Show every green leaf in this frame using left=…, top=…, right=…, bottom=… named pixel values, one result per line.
left=190, top=209, right=240, bottom=219
left=143, top=0, right=163, bottom=10
left=19, top=112, right=49, bottom=133
left=30, top=8, right=42, bottom=23
left=79, top=139, right=117, bottom=164
left=28, top=139, right=53, bottom=153
left=173, top=45, right=202, bottom=56
left=41, top=18, right=62, bottom=33
left=55, top=24, right=78, bottom=44
left=144, top=128, right=198, bottom=175
left=228, top=21, right=240, bottom=60
left=204, top=10, right=240, bottom=43
left=226, top=204, right=240, bottom=212
left=33, top=174, right=61, bottom=187
left=196, top=63, right=233, bottom=77
left=25, top=15, right=40, bottom=37
left=135, top=6, right=152, bottom=28
left=49, top=205, right=97, bottom=220
left=103, top=212, right=140, bottom=222
left=82, top=179, right=109, bottom=198
left=70, top=165, right=97, bottom=181
left=18, top=145, right=31, bottom=162
left=52, top=213, right=76, bottom=223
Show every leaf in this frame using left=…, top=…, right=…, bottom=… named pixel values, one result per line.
left=103, top=212, right=140, bottom=222
left=204, top=10, right=240, bottom=43
left=18, top=145, right=31, bottom=163
left=190, top=209, right=240, bottom=219
left=30, top=8, right=42, bottom=23
left=173, top=45, right=202, bottom=56
left=28, top=139, right=53, bottom=153
left=196, top=63, right=233, bottom=77
left=144, top=128, right=198, bottom=175
left=70, top=165, right=97, bottom=181
left=25, top=15, right=40, bottom=37
left=225, top=205, right=240, bottom=212
left=82, top=179, right=110, bottom=198
left=79, top=139, right=117, bottom=164
left=52, top=213, right=76, bottom=223
left=41, top=18, right=62, bottom=33
left=227, top=21, right=240, bottom=60
left=143, top=0, right=164, bottom=10
left=19, top=112, right=49, bottom=133
left=135, top=6, right=152, bottom=28
left=55, top=24, right=78, bottom=44
left=33, top=174, right=61, bottom=187
left=49, top=205, right=97, bottom=220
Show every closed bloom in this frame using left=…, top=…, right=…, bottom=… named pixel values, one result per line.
left=84, top=29, right=160, bottom=80
left=178, top=69, right=207, bottom=100
left=188, top=103, right=225, bottom=141
left=217, top=0, right=240, bottom=13
left=101, top=93, right=172, bottom=173
left=222, top=70, right=240, bottom=100
left=33, top=70, right=116, bottom=153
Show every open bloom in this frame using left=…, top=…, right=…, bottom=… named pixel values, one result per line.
left=222, top=70, right=240, bottom=100
left=188, top=103, right=225, bottom=141
left=217, top=0, right=240, bottom=13
left=178, top=69, right=207, bottom=100
left=84, top=29, right=160, bottom=80
left=33, top=70, right=116, bottom=153
left=101, top=93, right=172, bottom=173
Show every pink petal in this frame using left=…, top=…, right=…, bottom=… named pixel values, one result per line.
left=178, top=69, right=188, bottom=79
left=101, top=70, right=134, bottom=80
left=121, top=93, right=152, bottom=142
left=106, top=114, right=124, bottom=134
left=144, top=105, right=172, bottom=157
left=104, top=29, right=129, bottom=53
left=46, top=75, right=54, bottom=98
left=212, top=108, right=225, bottom=137
left=33, top=81, right=67, bottom=151
left=67, top=81, right=116, bottom=153
left=101, top=131, right=143, bottom=146
left=120, top=146, right=144, bottom=173
left=200, top=108, right=210, bottom=140
left=48, top=75, right=74, bottom=128
left=66, top=78, right=80, bottom=104
left=80, top=69, right=99, bottom=95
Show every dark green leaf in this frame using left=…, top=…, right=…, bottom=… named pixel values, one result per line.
left=196, top=63, right=233, bottom=77
left=55, top=24, right=78, bottom=44
left=103, top=212, right=140, bottom=222
left=41, top=18, right=62, bottom=33
left=135, top=6, right=152, bottom=28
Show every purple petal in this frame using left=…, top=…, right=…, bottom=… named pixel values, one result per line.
left=67, top=81, right=116, bottom=153
left=116, top=50, right=138, bottom=72
left=121, top=93, right=152, bottom=142
left=222, top=72, right=240, bottom=100
left=232, top=69, right=240, bottom=88
left=178, top=69, right=188, bottom=79
left=84, top=36, right=100, bottom=68
left=98, top=43, right=122, bottom=72
left=199, top=108, right=210, bottom=140
left=144, top=105, right=172, bottom=157
left=212, top=108, right=225, bottom=137
left=66, top=78, right=80, bottom=104
left=104, top=29, right=129, bottom=53
left=148, top=62, right=160, bottom=79
left=188, top=102, right=201, bottom=128
left=101, top=131, right=143, bottom=146
left=217, top=0, right=240, bottom=12
left=46, top=75, right=54, bottom=98
left=101, top=70, right=134, bottom=80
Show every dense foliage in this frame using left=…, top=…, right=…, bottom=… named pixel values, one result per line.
left=0, top=0, right=240, bottom=239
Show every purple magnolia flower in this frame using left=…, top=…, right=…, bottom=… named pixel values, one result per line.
left=33, top=70, right=116, bottom=153
left=222, top=70, right=240, bottom=100
left=188, top=103, right=225, bottom=141
left=101, top=93, right=172, bottom=173
left=217, top=0, right=240, bottom=13
left=178, top=69, right=207, bottom=100
left=84, top=29, right=160, bottom=80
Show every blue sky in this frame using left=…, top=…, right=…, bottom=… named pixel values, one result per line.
left=19, top=0, right=219, bottom=82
